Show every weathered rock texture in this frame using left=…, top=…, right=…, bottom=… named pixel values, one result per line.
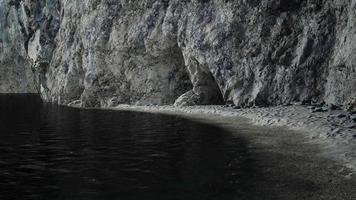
left=1, top=0, right=356, bottom=108
left=0, top=0, right=36, bottom=93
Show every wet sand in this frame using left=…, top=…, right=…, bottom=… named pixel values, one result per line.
left=111, top=104, right=356, bottom=200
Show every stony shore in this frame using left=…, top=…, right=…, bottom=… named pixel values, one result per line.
left=112, top=104, right=356, bottom=175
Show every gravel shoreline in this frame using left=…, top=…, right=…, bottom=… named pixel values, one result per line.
left=113, top=104, right=356, bottom=175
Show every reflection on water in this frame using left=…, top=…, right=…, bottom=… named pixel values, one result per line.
left=0, top=94, right=253, bottom=200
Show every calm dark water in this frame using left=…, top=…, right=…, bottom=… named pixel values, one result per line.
left=0, top=94, right=254, bottom=200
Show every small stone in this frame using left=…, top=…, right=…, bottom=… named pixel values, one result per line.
left=312, top=107, right=323, bottom=113
left=283, top=102, right=292, bottom=106
left=302, top=100, right=312, bottom=105
left=331, top=128, right=341, bottom=134
left=321, top=107, right=329, bottom=112
left=328, top=104, right=341, bottom=111
left=233, top=106, right=241, bottom=110
left=292, top=102, right=302, bottom=106
left=350, top=114, right=356, bottom=122
left=312, top=102, right=325, bottom=107
left=345, top=123, right=356, bottom=129
left=336, top=113, right=347, bottom=118
left=307, top=106, right=316, bottom=110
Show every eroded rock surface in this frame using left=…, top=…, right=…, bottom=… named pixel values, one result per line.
left=1, top=0, right=356, bottom=108
left=0, top=0, right=36, bottom=93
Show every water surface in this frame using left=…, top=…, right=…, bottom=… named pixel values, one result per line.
left=0, top=94, right=252, bottom=200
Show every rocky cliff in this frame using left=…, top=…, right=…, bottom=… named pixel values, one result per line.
left=0, top=0, right=36, bottom=93
left=1, top=0, right=355, bottom=108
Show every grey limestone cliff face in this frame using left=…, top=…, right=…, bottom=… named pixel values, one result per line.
left=1, top=0, right=356, bottom=108
left=0, top=0, right=36, bottom=93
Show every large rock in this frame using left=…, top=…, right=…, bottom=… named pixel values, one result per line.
left=1, top=0, right=356, bottom=108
